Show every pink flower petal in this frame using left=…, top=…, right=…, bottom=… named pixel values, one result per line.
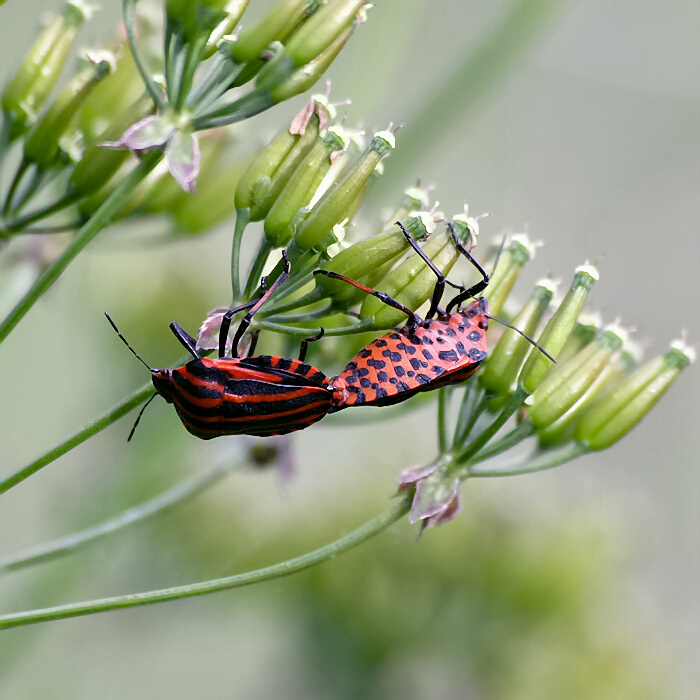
left=166, top=130, right=200, bottom=193
left=100, top=115, right=175, bottom=151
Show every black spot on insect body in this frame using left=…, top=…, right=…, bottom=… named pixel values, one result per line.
left=416, top=373, right=431, bottom=385
left=377, top=370, right=389, bottom=383
left=468, top=331, right=482, bottom=342
left=421, top=336, right=434, bottom=345
left=422, top=349, right=434, bottom=360
left=389, top=377, right=398, bottom=384
left=438, top=350, right=459, bottom=362
left=375, top=387, right=388, bottom=399
left=375, top=339, right=388, bottom=347
left=276, top=357, right=292, bottom=370
left=466, top=306, right=479, bottom=318
left=357, top=367, right=370, bottom=377
left=389, top=333, right=402, bottom=340
left=359, top=348, right=372, bottom=358
left=469, top=349, right=487, bottom=362
left=455, top=342, right=467, bottom=356
left=366, top=358, right=387, bottom=369
left=404, top=345, right=416, bottom=355
left=395, top=366, right=406, bottom=377
left=445, top=327, right=457, bottom=337
left=407, top=370, right=415, bottom=377
left=355, top=390, right=367, bottom=403
left=360, top=378, right=371, bottom=388
left=382, top=349, right=402, bottom=362
left=409, top=358, right=421, bottom=370
left=431, top=365, right=446, bottom=375
left=396, top=381, right=411, bottom=392
left=409, top=336, right=421, bottom=345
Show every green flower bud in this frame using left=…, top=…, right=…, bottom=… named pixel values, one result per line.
left=281, top=0, right=365, bottom=68
left=519, top=264, right=598, bottom=394
left=78, top=46, right=144, bottom=146
left=203, top=0, right=251, bottom=59
left=319, top=213, right=436, bottom=304
left=269, top=24, right=353, bottom=103
left=528, top=324, right=626, bottom=432
left=484, top=234, right=537, bottom=317
left=555, top=310, right=602, bottom=366
left=23, top=53, right=115, bottom=171
left=574, top=340, right=694, bottom=451
left=167, top=0, right=229, bottom=43
left=235, top=112, right=321, bottom=219
left=293, top=130, right=395, bottom=251
left=379, top=185, right=432, bottom=232
left=479, top=280, right=556, bottom=396
left=264, top=127, right=346, bottom=247
left=231, top=0, right=311, bottom=64
left=2, top=1, right=90, bottom=138
left=359, top=218, right=476, bottom=329
left=68, top=93, right=155, bottom=198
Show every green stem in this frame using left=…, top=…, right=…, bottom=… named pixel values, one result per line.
left=263, top=302, right=334, bottom=324
left=263, top=286, right=325, bottom=315
left=469, top=442, right=588, bottom=478
left=0, top=150, right=162, bottom=344
left=0, top=458, right=245, bottom=573
left=0, top=494, right=412, bottom=629
left=2, top=159, right=29, bottom=217
left=230, top=207, right=250, bottom=302
left=15, top=221, right=84, bottom=234
left=453, top=390, right=488, bottom=448
left=243, top=237, right=274, bottom=300
left=123, top=0, right=166, bottom=110
left=437, top=388, right=449, bottom=454
left=470, top=420, right=535, bottom=463
left=258, top=319, right=374, bottom=338
left=0, top=386, right=153, bottom=496
left=453, top=384, right=529, bottom=464
left=0, top=351, right=190, bottom=496
left=4, top=192, right=78, bottom=233
left=175, top=35, right=209, bottom=110
left=192, top=91, right=275, bottom=131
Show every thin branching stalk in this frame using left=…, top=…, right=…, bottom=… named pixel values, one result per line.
left=0, top=458, right=246, bottom=572
left=0, top=150, right=162, bottom=344
left=0, top=494, right=412, bottom=629
left=469, top=443, right=588, bottom=478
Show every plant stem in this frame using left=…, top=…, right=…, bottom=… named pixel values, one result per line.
left=453, top=389, right=488, bottom=448
left=469, top=442, right=588, bottom=478
left=0, top=150, right=162, bottom=344
left=0, top=386, right=153, bottom=496
left=453, top=384, right=529, bottom=464
left=258, top=319, right=374, bottom=337
left=230, top=207, right=250, bottom=302
left=0, top=458, right=245, bottom=573
left=123, top=0, right=166, bottom=110
left=4, top=192, right=78, bottom=233
left=470, top=421, right=535, bottom=463
left=243, top=237, right=273, bottom=300
left=437, top=388, right=449, bottom=454
left=0, top=494, right=412, bottom=629
left=2, top=159, right=29, bottom=217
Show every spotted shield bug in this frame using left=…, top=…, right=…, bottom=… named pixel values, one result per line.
left=108, top=253, right=344, bottom=439
left=316, top=222, right=552, bottom=410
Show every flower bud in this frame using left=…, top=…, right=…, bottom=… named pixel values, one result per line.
left=293, top=130, right=395, bottom=251
left=269, top=24, right=353, bottom=103
left=2, top=1, right=90, bottom=138
left=78, top=44, right=145, bottom=146
left=519, top=264, right=598, bottom=394
left=166, top=0, right=229, bottom=43
left=484, top=234, right=537, bottom=317
left=379, top=185, right=432, bottom=232
left=318, top=213, right=436, bottom=304
left=555, top=310, right=602, bottom=366
left=479, top=280, right=556, bottom=396
left=231, top=0, right=310, bottom=64
left=235, top=109, right=321, bottom=219
left=23, top=53, right=115, bottom=171
left=203, top=0, right=251, bottom=59
left=528, top=324, right=626, bottom=433
left=359, top=217, right=476, bottom=329
left=264, top=127, right=346, bottom=247
left=68, top=93, right=155, bottom=198
left=574, top=340, right=694, bottom=451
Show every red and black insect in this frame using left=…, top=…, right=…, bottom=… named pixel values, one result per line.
left=108, top=253, right=344, bottom=440
left=316, top=222, right=552, bottom=410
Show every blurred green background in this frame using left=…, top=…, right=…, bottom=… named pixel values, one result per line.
left=1, top=1, right=698, bottom=698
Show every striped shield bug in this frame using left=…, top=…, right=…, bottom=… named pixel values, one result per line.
left=108, top=252, right=345, bottom=440
left=316, top=222, right=553, bottom=409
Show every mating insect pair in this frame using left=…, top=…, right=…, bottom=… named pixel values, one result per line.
left=109, top=223, right=551, bottom=439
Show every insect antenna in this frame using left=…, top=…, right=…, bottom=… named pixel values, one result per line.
left=105, top=313, right=154, bottom=372
left=486, top=314, right=557, bottom=364
left=127, top=394, right=158, bottom=442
